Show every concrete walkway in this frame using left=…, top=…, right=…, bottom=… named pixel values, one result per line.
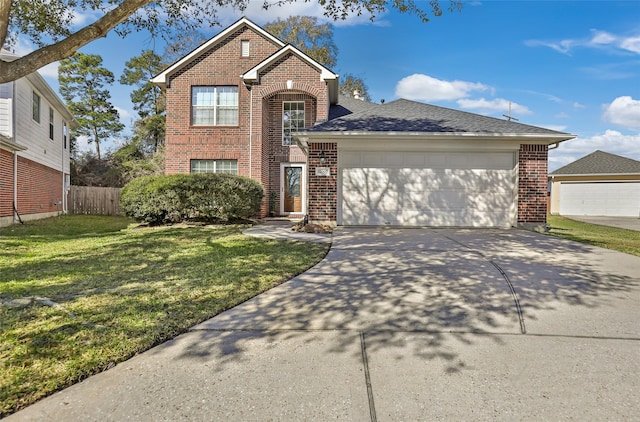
left=6, top=227, right=640, bottom=421
left=564, top=215, right=640, bottom=231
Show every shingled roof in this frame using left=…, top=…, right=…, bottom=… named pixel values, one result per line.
left=550, top=150, right=640, bottom=175
left=310, top=97, right=570, bottom=136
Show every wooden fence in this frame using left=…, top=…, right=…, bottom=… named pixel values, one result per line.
left=68, top=186, right=123, bottom=216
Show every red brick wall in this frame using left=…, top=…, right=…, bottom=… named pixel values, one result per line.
left=265, top=93, right=315, bottom=213
left=163, top=23, right=332, bottom=218
left=307, top=142, right=337, bottom=222
left=518, top=144, right=548, bottom=224
left=0, top=148, right=14, bottom=218
left=163, top=25, right=282, bottom=176
left=16, top=155, right=63, bottom=215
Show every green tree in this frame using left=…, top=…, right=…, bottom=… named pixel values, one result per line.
left=339, top=73, right=372, bottom=101
left=265, top=16, right=338, bottom=68
left=0, top=0, right=462, bottom=83
left=59, top=52, right=124, bottom=160
left=120, top=50, right=166, bottom=152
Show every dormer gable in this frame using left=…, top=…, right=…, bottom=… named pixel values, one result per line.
left=241, top=44, right=340, bottom=105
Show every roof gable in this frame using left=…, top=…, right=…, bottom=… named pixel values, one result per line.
left=151, top=17, right=285, bottom=87
left=551, top=150, right=640, bottom=175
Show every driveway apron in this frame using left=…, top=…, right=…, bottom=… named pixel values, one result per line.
left=7, top=228, right=640, bottom=421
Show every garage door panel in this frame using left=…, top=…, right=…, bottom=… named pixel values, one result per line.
left=560, top=182, right=640, bottom=217
left=340, top=150, right=517, bottom=227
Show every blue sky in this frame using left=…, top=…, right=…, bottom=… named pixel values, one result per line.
left=18, top=0, right=640, bottom=171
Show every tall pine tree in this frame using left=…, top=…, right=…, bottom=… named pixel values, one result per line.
left=59, top=52, right=124, bottom=159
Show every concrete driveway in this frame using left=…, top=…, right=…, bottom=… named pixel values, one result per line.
left=7, top=228, right=640, bottom=421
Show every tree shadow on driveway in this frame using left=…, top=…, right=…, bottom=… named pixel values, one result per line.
left=169, top=227, right=640, bottom=373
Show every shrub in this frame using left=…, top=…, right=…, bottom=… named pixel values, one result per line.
left=121, top=173, right=264, bottom=224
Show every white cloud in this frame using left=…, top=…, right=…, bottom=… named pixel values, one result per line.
left=555, top=112, right=569, bottom=119
left=619, top=35, right=640, bottom=54
left=549, top=130, right=640, bottom=171
left=526, top=29, right=640, bottom=55
left=456, top=97, right=532, bottom=115
left=602, top=96, right=640, bottom=129
left=573, top=102, right=586, bottom=109
left=114, top=106, right=132, bottom=121
left=37, top=62, right=60, bottom=79
left=395, top=74, right=490, bottom=102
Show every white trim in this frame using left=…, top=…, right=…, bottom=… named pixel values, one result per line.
left=280, top=163, right=307, bottom=215
left=151, top=17, right=285, bottom=87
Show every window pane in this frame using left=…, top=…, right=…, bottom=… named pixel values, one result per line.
left=191, top=86, right=237, bottom=126
left=216, top=160, right=238, bottom=174
left=32, top=92, right=40, bottom=122
left=283, top=101, right=304, bottom=146
left=217, top=107, right=238, bottom=126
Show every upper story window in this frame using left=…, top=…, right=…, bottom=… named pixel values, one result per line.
left=49, top=107, right=54, bottom=140
left=283, top=101, right=305, bottom=146
left=190, top=159, right=238, bottom=174
left=32, top=91, right=41, bottom=123
left=63, top=122, right=68, bottom=149
left=191, top=86, right=238, bottom=126
left=241, top=40, right=250, bottom=57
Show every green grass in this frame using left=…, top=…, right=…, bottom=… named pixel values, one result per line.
left=546, top=215, right=640, bottom=256
left=0, top=215, right=329, bottom=416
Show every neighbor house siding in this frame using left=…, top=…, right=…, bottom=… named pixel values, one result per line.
left=517, top=144, right=548, bottom=225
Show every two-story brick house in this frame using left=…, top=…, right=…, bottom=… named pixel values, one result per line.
left=1, top=49, right=76, bottom=227
left=153, top=17, right=575, bottom=229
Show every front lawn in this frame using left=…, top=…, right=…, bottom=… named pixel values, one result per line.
left=546, top=215, right=640, bottom=256
left=0, top=215, right=329, bottom=417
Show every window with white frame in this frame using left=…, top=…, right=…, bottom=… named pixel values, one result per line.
left=191, top=86, right=238, bottom=126
left=190, top=159, right=238, bottom=174
left=63, top=122, right=68, bottom=149
left=283, top=101, right=304, bottom=146
left=32, top=91, right=41, bottom=123
left=241, top=40, right=250, bottom=57
left=49, top=107, right=54, bottom=140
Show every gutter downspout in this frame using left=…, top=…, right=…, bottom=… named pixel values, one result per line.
left=12, top=80, right=18, bottom=223
left=249, top=84, right=252, bottom=179
left=61, top=119, right=66, bottom=214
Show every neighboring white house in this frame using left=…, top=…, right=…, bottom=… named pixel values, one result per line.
left=0, top=49, right=76, bottom=226
left=549, top=150, right=640, bottom=217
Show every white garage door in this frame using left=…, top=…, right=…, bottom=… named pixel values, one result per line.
left=559, top=182, right=640, bottom=217
left=339, top=150, right=517, bottom=227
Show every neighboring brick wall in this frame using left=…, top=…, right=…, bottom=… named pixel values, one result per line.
left=0, top=148, right=13, bottom=218
left=16, top=155, right=63, bottom=215
left=307, top=142, right=337, bottom=222
left=518, top=144, right=548, bottom=224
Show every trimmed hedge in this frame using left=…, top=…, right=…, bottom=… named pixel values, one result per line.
left=120, top=173, right=264, bottom=224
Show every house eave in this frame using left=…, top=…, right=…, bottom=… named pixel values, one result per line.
left=297, top=131, right=576, bottom=144
left=549, top=172, right=640, bottom=178
left=0, top=134, right=27, bottom=152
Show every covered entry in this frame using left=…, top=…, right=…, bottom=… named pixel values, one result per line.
left=338, top=149, right=518, bottom=227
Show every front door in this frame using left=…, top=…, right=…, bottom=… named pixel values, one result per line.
left=283, top=165, right=303, bottom=213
